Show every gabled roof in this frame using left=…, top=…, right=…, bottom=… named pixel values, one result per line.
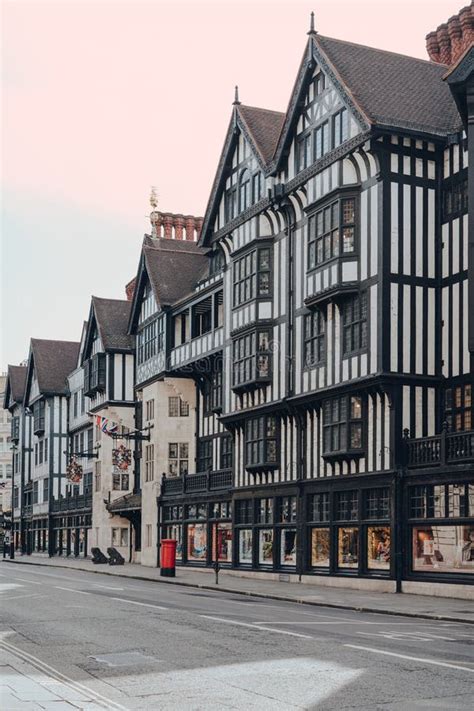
left=91, top=297, right=134, bottom=351
left=28, top=339, right=80, bottom=398
left=144, top=239, right=209, bottom=306
left=314, top=34, right=461, bottom=136
left=3, top=365, right=27, bottom=409
left=238, top=105, right=285, bottom=164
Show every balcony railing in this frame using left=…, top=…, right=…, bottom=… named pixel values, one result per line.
left=405, top=426, right=474, bottom=468
left=161, top=469, right=232, bottom=497
left=51, top=493, right=93, bottom=513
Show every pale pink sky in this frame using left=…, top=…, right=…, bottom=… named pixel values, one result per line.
left=1, top=0, right=464, bottom=370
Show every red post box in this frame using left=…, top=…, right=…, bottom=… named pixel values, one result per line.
left=160, top=538, right=177, bottom=577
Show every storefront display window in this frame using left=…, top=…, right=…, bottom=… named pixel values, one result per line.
left=187, top=523, right=207, bottom=561
left=258, top=529, right=273, bottom=565
left=367, top=526, right=391, bottom=570
left=239, top=529, right=253, bottom=564
left=212, top=522, right=232, bottom=563
left=164, top=524, right=183, bottom=560
left=412, top=525, right=474, bottom=574
left=280, top=529, right=297, bottom=566
left=311, top=528, right=330, bottom=567
left=338, top=527, right=358, bottom=569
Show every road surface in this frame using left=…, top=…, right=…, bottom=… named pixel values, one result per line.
left=0, top=562, right=473, bottom=709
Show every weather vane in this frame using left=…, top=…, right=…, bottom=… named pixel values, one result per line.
left=150, top=186, right=158, bottom=210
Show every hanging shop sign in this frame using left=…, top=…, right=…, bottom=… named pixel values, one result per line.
left=112, top=444, right=132, bottom=471
left=66, top=456, right=83, bottom=483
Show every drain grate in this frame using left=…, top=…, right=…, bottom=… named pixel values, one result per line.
left=90, top=651, right=159, bottom=667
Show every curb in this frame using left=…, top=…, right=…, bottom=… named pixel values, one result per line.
left=3, top=558, right=473, bottom=625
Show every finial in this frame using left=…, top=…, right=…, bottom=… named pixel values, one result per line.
left=150, top=186, right=158, bottom=210
left=308, top=10, right=316, bottom=35
left=233, top=85, right=241, bottom=105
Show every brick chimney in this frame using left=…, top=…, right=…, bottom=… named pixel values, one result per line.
left=125, top=277, right=136, bottom=302
left=426, top=3, right=474, bottom=66
left=148, top=210, right=203, bottom=241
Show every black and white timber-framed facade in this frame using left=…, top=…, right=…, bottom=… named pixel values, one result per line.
left=5, top=8, right=474, bottom=596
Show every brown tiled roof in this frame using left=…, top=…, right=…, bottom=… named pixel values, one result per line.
left=92, top=297, right=134, bottom=351
left=144, top=240, right=209, bottom=306
left=6, top=365, right=27, bottom=405
left=31, top=339, right=80, bottom=396
left=316, top=35, right=461, bottom=135
left=238, top=105, right=286, bottom=163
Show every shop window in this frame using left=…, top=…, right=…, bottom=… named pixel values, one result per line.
left=335, top=491, right=358, bottom=521
left=233, top=248, right=271, bottom=307
left=258, top=529, right=273, bottom=565
left=220, top=434, right=233, bottom=469
left=304, top=310, right=326, bottom=366
left=364, top=488, right=390, bottom=520
left=278, top=496, right=297, bottom=523
left=367, top=527, right=391, bottom=570
left=163, top=505, right=183, bottom=521
left=236, top=499, right=253, bottom=524
left=168, top=443, right=189, bottom=476
left=310, top=493, right=330, bottom=522
left=187, top=503, right=207, bottom=520
left=232, top=329, right=272, bottom=390
left=257, top=498, right=274, bottom=524
left=445, top=384, right=472, bottom=431
left=163, top=524, right=182, bottom=560
left=412, top=525, right=474, bottom=574
left=238, top=529, right=253, bottom=564
left=409, top=485, right=426, bottom=518
left=280, top=529, right=297, bottom=567
left=323, top=396, right=363, bottom=456
left=338, top=527, right=359, bottom=569
left=342, top=293, right=367, bottom=355
left=212, top=522, right=232, bottom=563
left=245, top=416, right=279, bottom=469
left=210, top=501, right=232, bottom=519
left=197, top=439, right=213, bottom=472
left=187, top=523, right=207, bottom=562
left=311, top=528, right=330, bottom=567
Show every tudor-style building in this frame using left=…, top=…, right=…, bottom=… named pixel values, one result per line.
left=22, top=339, right=80, bottom=556
left=126, top=12, right=474, bottom=594
left=81, top=296, right=136, bottom=560
left=4, top=365, right=30, bottom=552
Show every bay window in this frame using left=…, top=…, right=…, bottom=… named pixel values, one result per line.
left=232, top=328, right=272, bottom=390
left=342, top=292, right=367, bottom=355
left=304, top=310, right=326, bottom=366
left=308, top=196, right=356, bottom=269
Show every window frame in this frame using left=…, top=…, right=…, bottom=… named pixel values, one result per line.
left=342, top=292, right=368, bottom=356
left=304, top=309, right=326, bottom=367
left=232, top=327, right=272, bottom=391
left=245, top=415, right=279, bottom=471
left=232, top=246, right=272, bottom=308
left=307, top=193, right=357, bottom=270
left=322, top=395, right=365, bottom=458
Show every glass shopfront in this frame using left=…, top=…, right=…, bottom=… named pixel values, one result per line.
left=258, top=529, right=273, bottom=565
left=412, top=525, right=474, bottom=574
left=212, top=522, right=232, bottom=563
left=408, top=482, right=474, bottom=578
left=310, top=528, right=330, bottom=567
left=280, top=528, right=297, bottom=566
left=187, top=523, right=207, bottom=561
left=163, top=524, right=183, bottom=560
left=367, top=526, right=391, bottom=570
left=337, top=526, right=359, bottom=569
left=238, top=529, right=253, bottom=564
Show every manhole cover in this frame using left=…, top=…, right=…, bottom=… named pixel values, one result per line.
left=90, top=651, right=158, bottom=667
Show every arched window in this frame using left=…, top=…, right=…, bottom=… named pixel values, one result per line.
left=239, top=169, right=251, bottom=212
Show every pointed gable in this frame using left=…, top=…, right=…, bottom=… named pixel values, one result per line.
left=26, top=339, right=80, bottom=402
left=83, top=297, right=133, bottom=360
left=3, top=365, right=27, bottom=409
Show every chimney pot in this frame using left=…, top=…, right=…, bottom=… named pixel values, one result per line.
left=174, top=214, right=185, bottom=240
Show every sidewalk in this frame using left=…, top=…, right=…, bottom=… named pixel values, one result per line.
left=2, top=555, right=473, bottom=625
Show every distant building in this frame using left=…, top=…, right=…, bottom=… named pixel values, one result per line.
left=0, top=374, right=12, bottom=516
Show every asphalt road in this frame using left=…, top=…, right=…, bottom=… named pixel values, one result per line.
left=0, top=562, right=473, bottom=710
